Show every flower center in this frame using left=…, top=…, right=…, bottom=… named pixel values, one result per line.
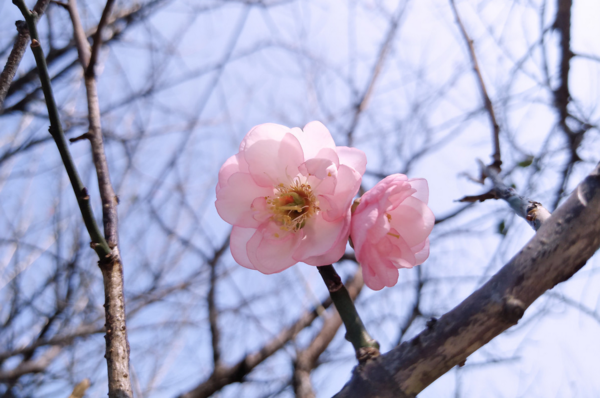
left=267, top=179, right=319, bottom=231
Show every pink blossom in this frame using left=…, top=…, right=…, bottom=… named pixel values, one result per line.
left=216, top=122, right=366, bottom=274
left=351, top=174, right=434, bottom=290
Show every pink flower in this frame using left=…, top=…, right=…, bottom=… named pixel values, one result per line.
left=351, top=174, right=434, bottom=290
left=216, top=121, right=366, bottom=274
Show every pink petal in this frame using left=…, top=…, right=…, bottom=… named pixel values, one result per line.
left=408, top=178, right=429, bottom=205
left=247, top=222, right=303, bottom=274
left=244, top=130, right=304, bottom=187
left=230, top=226, right=257, bottom=270
left=294, top=210, right=350, bottom=265
left=292, top=121, right=337, bottom=160
left=336, top=147, right=367, bottom=176
left=360, top=245, right=399, bottom=291
left=319, top=165, right=362, bottom=222
left=389, top=196, right=435, bottom=247
left=216, top=172, right=274, bottom=228
left=413, top=238, right=430, bottom=265
left=217, top=155, right=240, bottom=193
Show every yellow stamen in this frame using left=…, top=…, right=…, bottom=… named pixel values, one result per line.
left=266, top=178, right=319, bottom=231
left=387, top=232, right=400, bottom=239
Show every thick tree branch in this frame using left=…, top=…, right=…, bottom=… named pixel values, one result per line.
left=336, top=162, right=600, bottom=397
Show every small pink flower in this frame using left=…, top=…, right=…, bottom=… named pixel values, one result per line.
left=351, top=174, right=434, bottom=290
left=216, top=121, right=366, bottom=274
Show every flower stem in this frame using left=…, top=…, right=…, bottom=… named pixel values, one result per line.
left=317, top=265, right=380, bottom=362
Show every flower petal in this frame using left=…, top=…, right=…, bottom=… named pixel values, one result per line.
left=292, top=121, right=337, bottom=160
left=230, top=226, right=257, bottom=270
left=244, top=129, right=304, bottom=187
left=389, top=196, right=435, bottom=247
left=408, top=178, right=429, bottom=204
left=294, top=210, right=350, bottom=265
left=336, top=146, right=367, bottom=176
left=247, top=222, right=303, bottom=274
left=319, top=165, right=362, bottom=221
left=215, top=172, right=274, bottom=228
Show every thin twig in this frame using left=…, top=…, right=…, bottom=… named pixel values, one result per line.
left=86, top=0, right=115, bottom=77
left=346, top=0, right=408, bottom=147
left=458, top=161, right=551, bottom=231
left=450, top=0, right=501, bottom=168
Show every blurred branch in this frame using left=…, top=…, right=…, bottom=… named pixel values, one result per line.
left=551, top=0, right=586, bottom=209
left=208, top=237, right=230, bottom=367
left=335, top=162, right=600, bottom=397
left=0, top=0, right=49, bottom=112
left=0, top=346, right=61, bottom=381
left=68, top=379, right=91, bottom=398
left=449, top=0, right=501, bottom=168
left=346, top=0, right=407, bottom=147
left=0, top=21, right=29, bottom=112
left=293, top=270, right=364, bottom=398
left=86, top=0, right=115, bottom=77
left=178, top=271, right=352, bottom=398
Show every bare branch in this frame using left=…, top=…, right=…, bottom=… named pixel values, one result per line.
left=0, top=346, right=61, bottom=381
left=346, top=0, right=408, bottom=147
left=0, top=22, right=29, bottom=112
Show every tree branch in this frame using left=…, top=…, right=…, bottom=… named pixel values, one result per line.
left=335, top=162, right=600, bottom=397
left=458, top=162, right=551, bottom=231
left=346, top=0, right=407, bottom=147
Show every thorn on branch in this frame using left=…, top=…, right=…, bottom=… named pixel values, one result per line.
left=80, top=187, right=90, bottom=200
left=30, top=39, right=40, bottom=48
left=457, top=190, right=497, bottom=203
left=69, top=132, right=92, bottom=143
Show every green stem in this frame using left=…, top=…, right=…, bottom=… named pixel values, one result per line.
left=13, top=0, right=111, bottom=259
left=317, top=265, right=380, bottom=361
